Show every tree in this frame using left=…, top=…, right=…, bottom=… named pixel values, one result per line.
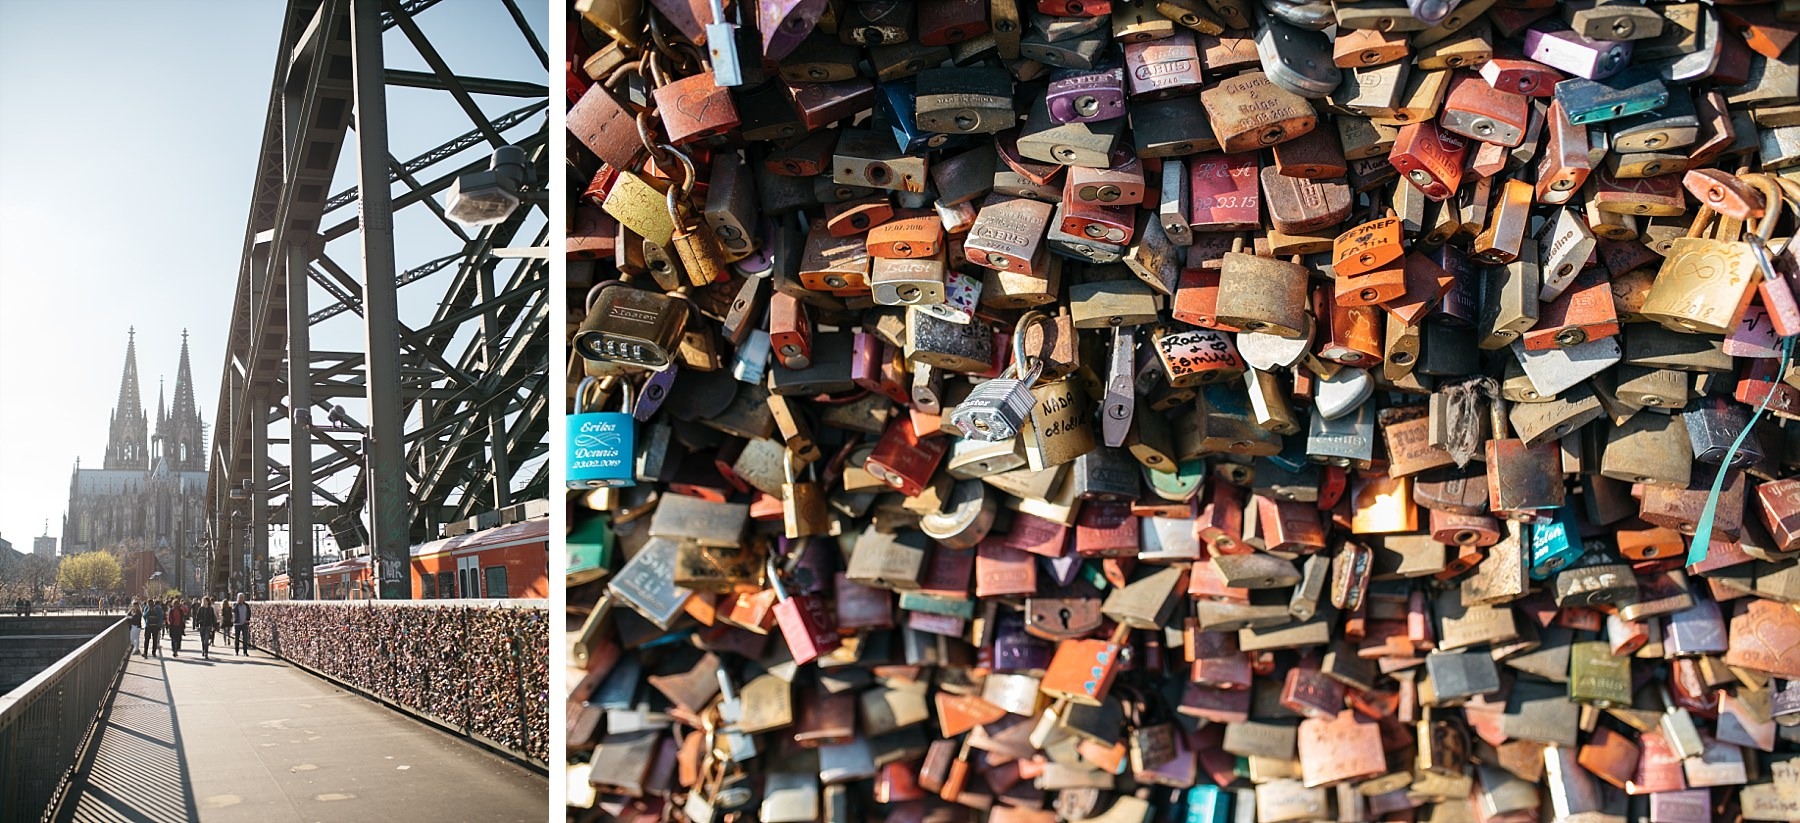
left=57, top=552, right=122, bottom=594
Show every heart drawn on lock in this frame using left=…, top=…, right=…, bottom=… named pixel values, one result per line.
left=1748, top=603, right=1800, bottom=678
left=675, top=85, right=724, bottom=130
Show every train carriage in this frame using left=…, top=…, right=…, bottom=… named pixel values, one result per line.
left=270, top=518, right=547, bottom=600
left=410, top=518, right=549, bottom=599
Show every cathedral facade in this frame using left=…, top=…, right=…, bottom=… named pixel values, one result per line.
left=62, top=329, right=210, bottom=595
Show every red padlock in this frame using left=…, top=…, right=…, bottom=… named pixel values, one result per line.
left=769, top=557, right=841, bottom=665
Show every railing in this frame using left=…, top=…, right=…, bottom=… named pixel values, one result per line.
left=0, top=618, right=130, bottom=823
left=247, top=600, right=548, bottom=766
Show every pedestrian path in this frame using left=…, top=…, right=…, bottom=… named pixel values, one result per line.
left=57, top=642, right=545, bottom=822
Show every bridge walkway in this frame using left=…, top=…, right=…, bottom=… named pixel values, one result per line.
left=56, top=643, right=544, bottom=822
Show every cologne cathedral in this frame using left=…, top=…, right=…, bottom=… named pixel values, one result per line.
left=61, top=329, right=209, bottom=593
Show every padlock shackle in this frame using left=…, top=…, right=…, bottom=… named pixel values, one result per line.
left=765, top=556, right=789, bottom=601
left=586, top=279, right=628, bottom=314
left=575, top=376, right=633, bottom=414
left=659, top=143, right=698, bottom=204
left=575, top=376, right=604, bottom=414
left=1744, top=174, right=1783, bottom=243
left=1013, top=310, right=1047, bottom=387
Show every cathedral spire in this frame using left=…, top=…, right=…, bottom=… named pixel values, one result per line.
left=103, top=328, right=149, bottom=470
left=167, top=329, right=205, bottom=471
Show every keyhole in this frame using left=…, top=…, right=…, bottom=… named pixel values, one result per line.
left=1058, top=607, right=1072, bottom=628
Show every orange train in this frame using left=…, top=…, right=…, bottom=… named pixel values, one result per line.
left=270, top=518, right=548, bottom=600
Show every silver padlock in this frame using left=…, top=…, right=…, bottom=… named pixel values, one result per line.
left=1237, top=321, right=1314, bottom=371
left=1314, top=367, right=1372, bottom=420
left=948, top=312, right=1046, bottom=441
left=706, top=0, right=744, bottom=87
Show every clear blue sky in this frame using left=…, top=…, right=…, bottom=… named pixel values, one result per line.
left=0, top=0, right=549, bottom=557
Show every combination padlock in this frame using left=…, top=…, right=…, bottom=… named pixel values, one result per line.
left=568, top=377, right=636, bottom=489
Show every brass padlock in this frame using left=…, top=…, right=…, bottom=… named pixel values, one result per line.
left=782, top=449, right=830, bottom=538
left=1639, top=176, right=1777, bottom=334
left=1215, top=252, right=1311, bottom=338
left=665, top=176, right=728, bottom=288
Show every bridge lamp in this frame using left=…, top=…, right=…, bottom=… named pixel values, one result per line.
left=446, top=145, right=535, bottom=228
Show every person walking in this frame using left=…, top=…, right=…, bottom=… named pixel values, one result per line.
left=232, top=593, right=252, bottom=656
left=142, top=598, right=165, bottom=657
left=167, top=597, right=189, bottom=656
left=126, top=599, right=143, bottom=657
left=194, top=596, right=218, bottom=660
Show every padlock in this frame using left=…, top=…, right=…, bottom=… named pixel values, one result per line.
left=1640, top=179, right=1776, bottom=334
left=950, top=317, right=1046, bottom=441
left=1059, top=195, right=1136, bottom=245
left=762, top=559, right=840, bottom=667
left=967, top=196, right=1054, bottom=274
left=1257, top=17, right=1340, bottom=98
left=1121, top=29, right=1204, bottom=99
left=1472, top=179, right=1533, bottom=265
left=1048, top=67, right=1129, bottom=124
left=1041, top=624, right=1133, bottom=705
left=1017, top=91, right=1125, bottom=166
left=1215, top=253, right=1311, bottom=338
left=1538, top=206, right=1597, bottom=303
left=1389, top=121, right=1466, bottom=202
left=871, top=253, right=949, bottom=306
left=1522, top=267, right=1619, bottom=350
left=1555, top=68, right=1669, bottom=127
left=797, top=223, right=872, bottom=294
left=1481, top=380, right=1566, bottom=518
left=1021, top=370, right=1098, bottom=471
left=866, top=214, right=945, bottom=260
left=764, top=292, right=813, bottom=373
left=667, top=184, right=729, bottom=289
left=652, top=71, right=741, bottom=146
left=1441, top=72, right=1530, bottom=147
left=1333, top=215, right=1404, bottom=279
left=1068, top=154, right=1147, bottom=206
left=1200, top=72, right=1317, bottom=154
left=1020, top=23, right=1111, bottom=69
left=781, top=450, right=830, bottom=539
left=915, top=67, right=1016, bottom=134
left=574, top=282, right=691, bottom=371
left=569, top=377, right=637, bottom=490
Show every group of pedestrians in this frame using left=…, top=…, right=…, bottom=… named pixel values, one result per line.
left=125, top=593, right=252, bottom=661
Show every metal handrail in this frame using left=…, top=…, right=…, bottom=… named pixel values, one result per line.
left=0, top=618, right=130, bottom=823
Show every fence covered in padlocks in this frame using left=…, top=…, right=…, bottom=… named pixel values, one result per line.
left=250, top=601, right=550, bottom=764
left=567, top=0, right=1800, bottom=816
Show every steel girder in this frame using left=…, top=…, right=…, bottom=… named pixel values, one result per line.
left=205, top=0, right=548, bottom=599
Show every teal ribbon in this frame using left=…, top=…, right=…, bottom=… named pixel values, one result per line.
left=1689, top=238, right=1796, bottom=566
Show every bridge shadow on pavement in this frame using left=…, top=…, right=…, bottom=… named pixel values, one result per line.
left=58, top=657, right=200, bottom=823
left=56, top=645, right=545, bottom=822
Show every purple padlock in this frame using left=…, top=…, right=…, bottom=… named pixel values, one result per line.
left=992, top=611, right=1056, bottom=672
left=1046, top=67, right=1128, bottom=124
left=632, top=367, right=678, bottom=421
left=759, top=0, right=827, bottom=61
left=1522, top=22, right=1631, bottom=81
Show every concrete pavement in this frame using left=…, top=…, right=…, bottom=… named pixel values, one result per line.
left=57, top=643, right=545, bottom=822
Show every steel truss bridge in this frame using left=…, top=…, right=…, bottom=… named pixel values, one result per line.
left=205, top=0, right=549, bottom=600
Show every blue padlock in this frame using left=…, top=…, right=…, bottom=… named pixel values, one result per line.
left=1529, top=505, right=1586, bottom=580
left=1184, top=784, right=1231, bottom=823
left=568, top=377, right=636, bottom=489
